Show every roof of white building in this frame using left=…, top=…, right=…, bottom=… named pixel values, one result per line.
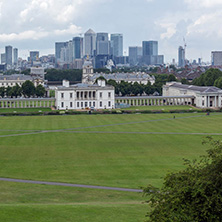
left=0, top=74, right=32, bottom=81
left=89, top=73, right=155, bottom=82
left=57, top=83, right=114, bottom=90
left=165, top=82, right=222, bottom=93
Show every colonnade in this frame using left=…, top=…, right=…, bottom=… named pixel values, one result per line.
left=0, top=98, right=55, bottom=108
left=115, top=96, right=194, bottom=106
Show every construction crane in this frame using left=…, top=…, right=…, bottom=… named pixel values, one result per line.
left=183, top=37, right=187, bottom=66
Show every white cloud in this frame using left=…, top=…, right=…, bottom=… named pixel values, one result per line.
left=158, top=22, right=177, bottom=39
left=185, top=0, right=222, bottom=8
left=54, top=24, right=82, bottom=36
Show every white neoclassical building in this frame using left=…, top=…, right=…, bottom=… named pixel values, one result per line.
left=0, top=66, right=45, bottom=88
left=55, top=59, right=115, bottom=110
left=55, top=80, right=115, bottom=110
left=163, top=82, right=222, bottom=108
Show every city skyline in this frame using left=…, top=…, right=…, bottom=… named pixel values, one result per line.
left=0, top=0, right=221, bottom=62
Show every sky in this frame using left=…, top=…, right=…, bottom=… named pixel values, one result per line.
left=0, top=0, right=222, bottom=63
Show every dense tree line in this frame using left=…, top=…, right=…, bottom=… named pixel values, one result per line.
left=105, top=74, right=176, bottom=96
left=143, top=137, right=222, bottom=221
left=192, top=68, right=222, bottom=88
left=0, top=81, right=46, bottom=98
left=45, top=69, right=82, bottom=82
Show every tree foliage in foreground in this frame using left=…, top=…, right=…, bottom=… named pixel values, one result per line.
left=143, top=137, right=222, bottom=222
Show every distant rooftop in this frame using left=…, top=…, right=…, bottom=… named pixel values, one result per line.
left=166, top=82, right=222, bottom=93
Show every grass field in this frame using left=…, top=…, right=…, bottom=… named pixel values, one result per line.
left=0, top=108, right=51, bottom=113
left=0, top=113, right=221, bottom=221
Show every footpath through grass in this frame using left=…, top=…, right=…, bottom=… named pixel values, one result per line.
left=0, top=113, right=221, bottom=221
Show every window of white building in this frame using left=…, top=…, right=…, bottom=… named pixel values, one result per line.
left=70, top=93, right=73, bottom=98
left=70, top=102, right=73, bottom=108
left=108, top=92, right=111, bottom=98
left=77, top=102, right=79, bottom=108
left=61, top=102, right=64, bottom=108
left=61, top=93, right=64, bottom=98
left=100, top=92, right=102, bottom=98
left=100, top=101, right=102, bottom=107
left=108, top=101, right=111, bottom=107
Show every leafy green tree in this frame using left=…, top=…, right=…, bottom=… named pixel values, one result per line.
left=192, top=68, right=222, bottom=86
left=5, top=86, right=12, bottom=97
left=167, top=74, right=177, bottom=82
left=10, top=84, right=22, bottom=98
left=0, top=87, right=5, bottom=98
left=35, top=85, right=46, bottom=97
left=214, top=76, right=222, bottom=89
left=95, top=76, right=107, bottom=83
left=22, top=81, right=35, bottom=97
left=143, top=137, right=222, bottom=222
left=45, top=69, right=82, bottom=82
left=107, top=79, right=119, bottom=95
left=181, top=78, right=189, bottom=84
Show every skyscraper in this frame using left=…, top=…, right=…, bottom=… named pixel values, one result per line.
left=13, top=48, right=18, bottom=68
left=73, top=37, right=83, bottom=59
left=129, top=46, right=142, bottom=66
left=142, top=41, right=158, bottom=57
left=5, top=45, right=13, bottom=69
left=178, top=46, right=185, bottom=67
left=55, top=42, right=67, bottom=67
left=110, top=34, right=123, bottom=57
left=84, top=29, right=96, bottom=57
left=30, top=51, right=39, bottom=66
left=142, top=41, right=164, bottom=65
left=211, top=51, right=222, bottom=66
left=96, top=33, right=109, bottom=55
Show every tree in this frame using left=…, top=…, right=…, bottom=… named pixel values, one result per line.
left=214, top=76, right=222, bottom=89
left=35, top=85, right=46, bottom=97
left=10, top=84, right=22, bottom=98
left=167, top=74, right=177, bottom=82
left=0, top=87, right=5, bottom=98
left=22, top=80, right=35, bottom=97
left=181, top=78, right=189, bottom=85
left=143, top=137, right=222, bottom=222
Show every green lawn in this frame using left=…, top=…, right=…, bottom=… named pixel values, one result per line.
left=0, top=113, right=221, bottom=221
left=0, top=108, right=51, bottom=113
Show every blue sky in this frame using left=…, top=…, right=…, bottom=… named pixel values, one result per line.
left=0, top=0, right=222, bottom=63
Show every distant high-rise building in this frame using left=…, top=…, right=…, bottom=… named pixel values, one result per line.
left=178, top=46, right=185, bottom=67
left=84, top=29, right=96, bottom=57
left=55, top=42, right=67, bottom=67
left=211, top=51, right=222, bottom=66
left=143, top=41, right=158, bottom=57
left=73, top=37, right=83, bottom=59
left=67, top=40, right=73, bottom=64
left=110, top=34, right=123, bottom=57
left=5, top=45, right=13, bottom=69
left=129, top=46, right=142, bottom=66
left=13, top=48, right=18, bottom=67
left=1, top=53, right=6, bottom=64
left=96, top=33, right=110, bottom=55
left=142, top=41, right=164, bottom=65
left=198, top=58, right=202, bottom=66
left=30, top=51, right=39, bottom=66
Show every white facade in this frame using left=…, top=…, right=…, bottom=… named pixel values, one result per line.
left=55, top=80, right=115, bottom=110
left=163, top=82, right=222, bottom=108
